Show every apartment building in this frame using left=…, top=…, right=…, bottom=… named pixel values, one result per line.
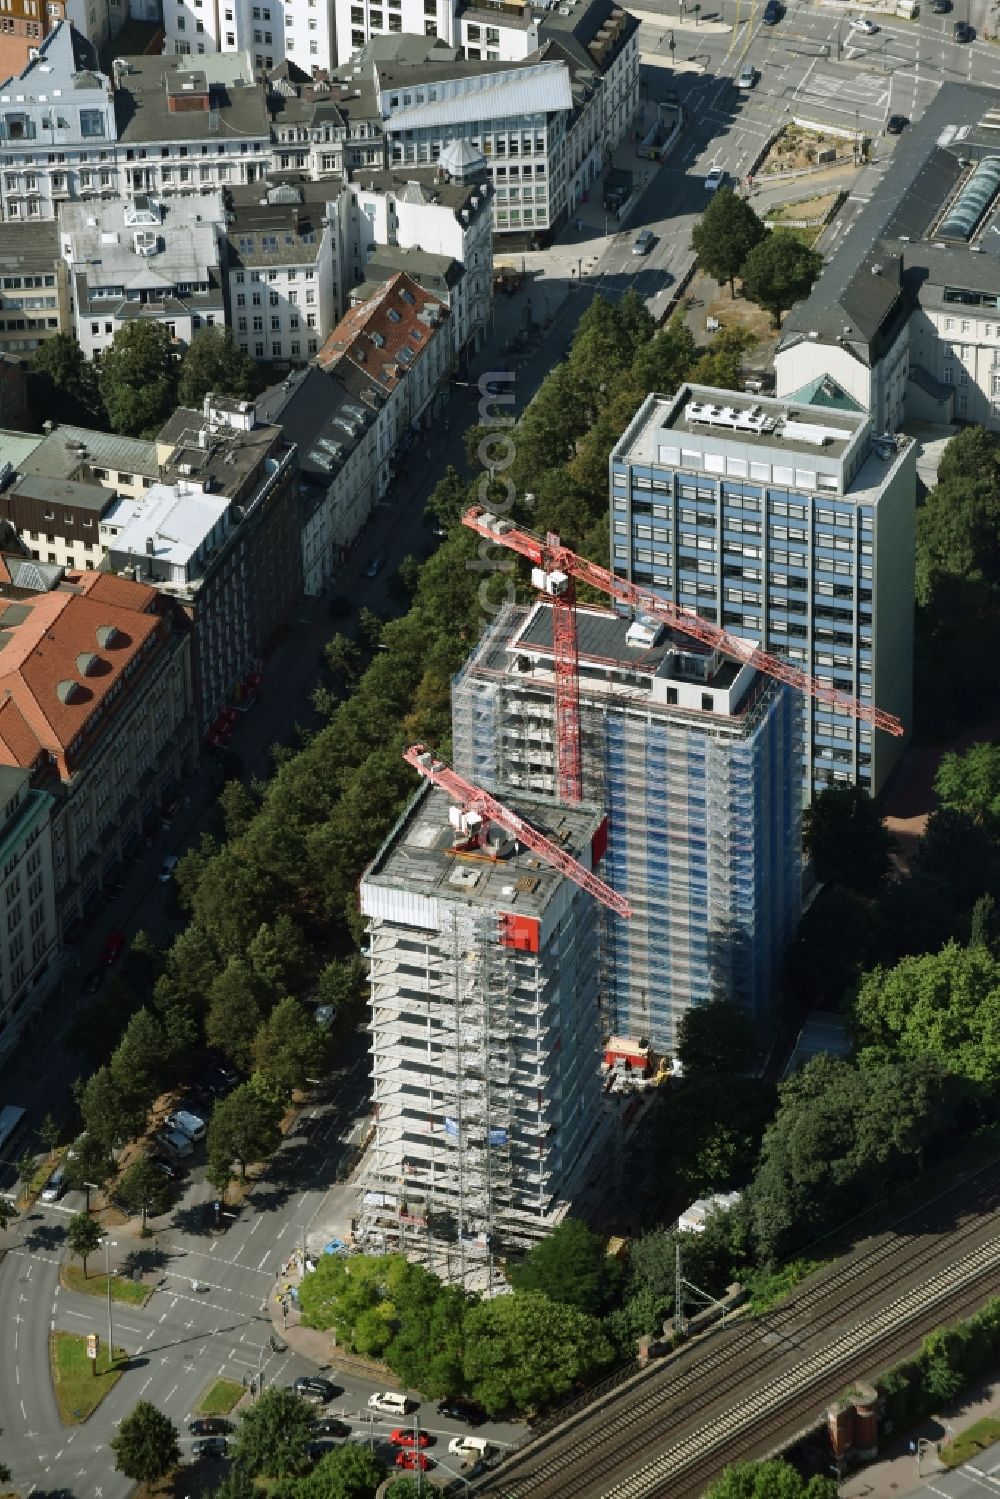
left=161, top=0, right=336, bottom=74
left=315, top=268, right=450, bottom=493
left=0, top=765, right=58, bottom=1065
left=0, top=570, right=196, bottom=936
left=0, top=224, right=70, bottom=359
left=225, top=180, right=345, bottom=367
left=103, top=394, right=302, bottom=730
left=0, top=0, right=66, bottom=109
left=113, top=53, right=272, bottom=199
left=268, top=59, right=386, bottom=179
left=609, top=387, right=916, bottom=799
left=348, top=146, right=492, bottom=360
left=0, top=472, right=117, bottom=569
left=59, top=192, right=226, bottom=357
left=0, top=24, right=119, bottom=222
left=17, top=422, right=158, bottom=499
left=336, top=0, right=458, bottom=56
left=258, top=358, right=386, bottom=593
left=453, top=604, right=802, bottom=1052
left=358, top=779, right=608, bottom=1280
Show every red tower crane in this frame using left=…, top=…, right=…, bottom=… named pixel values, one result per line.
left=403, top=743, right=632, bottom=919
left=462, top=506, right=904, bottom=803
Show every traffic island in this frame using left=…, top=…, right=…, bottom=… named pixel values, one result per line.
left=196, top=1378, right=244, bottom=1417
left=59, top=1263, right=152, bottom=1305
left=50, top=1330, right=126, bottom=1424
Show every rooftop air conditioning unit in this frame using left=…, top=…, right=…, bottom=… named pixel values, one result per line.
left=134, top=229, right=158, bottom=256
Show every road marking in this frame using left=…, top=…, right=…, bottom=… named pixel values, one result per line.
left=117, top=1323, right=143, bottom=1334
left=250, top=1217, right=264, bottom=1235
left=63, top=1309, right=92, bottom=1320
left=20, top=1399, right=26, bottom=1420
left=15, top=1365, right=18, bottom=1384
left=257, top=1253, right=269, bottom=1271
left=165, top=1383, right=179, bottom=1402
left=140, top=1376, right=153, bottom=1395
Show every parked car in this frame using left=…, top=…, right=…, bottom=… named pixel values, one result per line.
left=165, top=1109, right=206, bottom=1143
left=848, top=14, right=879, bottom=32
left=449, top=1436, right=493, bottom=1459
left=737, top=63, right=756, bottom=87
left=886, top=114, right=908, bottom=134
left=41, top=1164, right=66, bottom=1202
left=953, top=17, right=971, bottom=37
left=932, top=0, right=951, bottom=11
left=192, top=1436, right=228, bottom=1458
left=294, top=1376, right=339, bottom=1404
left=437, top=1399, right=486, bottom=1426
left=151, top=1157, right=181, bottom=1181
left=390, top=1429, right=431, bottom=1448
left=364, top=554, right=385, bottom=578
left=632, top=228, right=655, bottom=255
left=395, top=1452, right=432, bottom=1471
left=313, top=1417, right=350, bottom=1438
left=704, top=166, right=725, bottom=192
left=101, top=931, right=125, bottom=965
left=188, top=1418, right=232, bottom=1437
left=82, top=969, right=104, bottom=995
left=762, top=0, right=781, bottom=22
left=159, top=855, right=179, bottom=883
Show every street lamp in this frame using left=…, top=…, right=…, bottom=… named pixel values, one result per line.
left=102, top=1236, right=117, bottom=1367
left=83, top=1180, right=98, bottom=1215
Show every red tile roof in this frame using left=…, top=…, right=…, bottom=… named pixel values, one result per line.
left=315, top=270, right=446, bottom=392
left=0, top=571, right=164, bottom=777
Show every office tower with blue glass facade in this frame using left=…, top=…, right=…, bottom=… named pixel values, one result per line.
left=610, top=386, right=916, bottom=798
left=452, top=603, right=802, bottom=1052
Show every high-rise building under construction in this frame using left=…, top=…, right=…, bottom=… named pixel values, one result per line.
left=452, top=603, right=802, bottom=1052
left=357, top=779, right=610, bottom=1283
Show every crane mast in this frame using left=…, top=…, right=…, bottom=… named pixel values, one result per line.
left=403, top=743, right=632, bottom=919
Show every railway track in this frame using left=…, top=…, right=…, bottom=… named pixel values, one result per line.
left=475, top=1159, right=1000, bottom=1499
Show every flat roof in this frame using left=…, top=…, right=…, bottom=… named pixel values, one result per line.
left=105, top=483, right=229, bottom=567
left=653, top=386, right=861, bottom=460
left=364, top=780, right=604, bottom=920
left=11, top=474, right=113, bottom=513
left=515, top=603, right=742, bottom=691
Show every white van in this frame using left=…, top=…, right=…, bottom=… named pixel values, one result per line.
left=448, top=1436, right=493, bottom=1460
left=368, top=1392, right=412, bottom=1417
left=41, top=1164, right=66, bottom=1202
left=166, top=1109, right=206, bottom=1143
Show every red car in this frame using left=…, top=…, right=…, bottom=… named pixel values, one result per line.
left=390, top=1430, right=430, bottom=1449
left=102, top=931, right=125, bottom=965
left=395, top=1452, right=432, bottom=1471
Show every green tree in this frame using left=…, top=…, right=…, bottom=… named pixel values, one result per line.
left=385, top=1480, right=423, bottom=1499
left=110, top=1401, right=180, bottom=1483
left=115, top=1157, right=174, bottom=1231
left=689, top=324, right=758, bottom=391
left=252, top=997, right=325, bottom=1098
left=462, top=1291, right=614, bottom=1416
left=803, top=783, right=891, bottom=895
left=228, top=1387, right=314, bottom=1477
left=676, top=999, right=760, bottom=1076
left=206, top=1467, right=259, bottom=1499
left=109, top=1006, right=169, bottom=1110
left=206, top=1079, right=283, bottom=1183
left=657, top=1072, right=775, bottom=1197
left=915, top=807, right=995, bottom=911
left=425, top=464, right=472, bottom=529
left=853, top=941, right=1000, bottom=1087
left=78, top=1064, right=147, bottom=1153
left=935, top=743, right=1000, bottom=830
left=509, top=1219, right=622, bottom=1314
left=67, top=1211, right=103, bottom=1277
left=786, top=886, right=880, bottom=1009
left=916, top=429, right=1000, bottom=603
left=248, top=914, right=310, bottom=998
left=37, top=1112, right=61, bottom=1156
left=298, top=1444, right=386, bottom=1499
left=27, top=333, right=104, bottom=427
left=971, top=893, right=998, bottom=951
left=690, top=188, right=766, bottom=296
left=740, top=230, right=823, bottom=327
left=61, top=1133, right=114, bottom=1200
left=704, top=1459, right=837, bottom=1498
left=178, top=327, right=259, bottom=408
left=98, top=321, right=178, bottom=436
left=315, top=955, right=366, bottom=1014
left=206, top=958, right=269, bottom=1071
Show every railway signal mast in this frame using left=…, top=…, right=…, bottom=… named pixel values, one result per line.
left=403, top=743, right=632, bottom=919
left=462, top=506, right=904, bottom=804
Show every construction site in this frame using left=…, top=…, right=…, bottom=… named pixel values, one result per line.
left=357, top=765, right=616, bottom=1288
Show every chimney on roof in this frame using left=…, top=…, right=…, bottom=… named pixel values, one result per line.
left=145, top=536, right=155, bottom=556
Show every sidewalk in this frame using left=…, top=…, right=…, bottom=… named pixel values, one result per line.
left=839, top=1375, right=1000, bottom=1497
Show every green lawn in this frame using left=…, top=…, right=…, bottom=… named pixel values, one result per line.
left=198, top=1377, right=245, bottom=1416
left=942, top=1416, right=1000, bottom=1467
left=50, top=1331, right=125, bottom=1424
left=61, top=1263, right=151, bottom=1305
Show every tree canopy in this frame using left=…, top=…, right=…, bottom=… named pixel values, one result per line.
left=27, top=334, right=104, bottom=428
left=462, top=1290, right=614, bottom=1415
left=109, top=1402, right=180, bottom=1483
left=178, top=327, right=260, bottom=408
left=935, top=743, right=1000, bottom=830
left=508, top=1218, right=622, bottom=1313
left=98, top=321, right=178, bottom=436
left=66, top=1211, right=103, bottom=1276
left=740, top=230, right=823, bottom=326
left=803, top=783, right=891, bottom=895
left=704, top=1460, right=837, bottom=1499
left=227, top=1387, right=315, bottom=1477
left=690, top=188, right=766, bottom=295
left=207, top=1078, right=284, bottom=1187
